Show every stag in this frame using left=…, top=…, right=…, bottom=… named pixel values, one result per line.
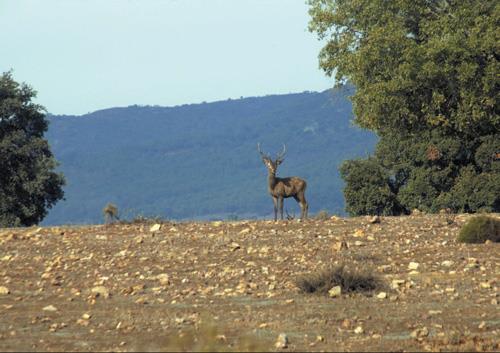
left=258, top=143, right=308, bottom=221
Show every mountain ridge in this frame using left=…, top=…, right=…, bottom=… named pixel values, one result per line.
left=43, top=86, right=377, bottom=225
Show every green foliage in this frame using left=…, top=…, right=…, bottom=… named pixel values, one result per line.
left=308, top=0, right=499, bottom=136
left=437, top=167, right=500, bottom=213
left=457, top=215, right=500, bottom=243
left=295, top=264, right=382, bottom=294
left=0, top=71, right=65, bottom=227
left=309, top=1, right=500, bottom=214
left=339, top=158, right=400, bottom=216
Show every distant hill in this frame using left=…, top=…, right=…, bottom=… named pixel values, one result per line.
left=43, top=85, right=377, bottom=225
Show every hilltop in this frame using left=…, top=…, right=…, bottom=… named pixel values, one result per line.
left=0, top=214, right=498, bottom=351
left=44, top=86, right=377, bottom=225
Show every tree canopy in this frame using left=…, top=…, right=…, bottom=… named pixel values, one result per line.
left=0, top=71, right=65, bottom=226
left=309, top=0, right=500, bottom=214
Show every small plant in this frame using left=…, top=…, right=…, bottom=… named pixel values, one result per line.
left=457, top=215, right=500, bottom=243
left=315, top=209, right=330, bottom=220
left=161, top=320, right=270, bottom=352
left=295, top=264, right=382, bottom=295
left=103, top=203, right=119, bottom=224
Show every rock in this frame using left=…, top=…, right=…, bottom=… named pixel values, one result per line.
left=354, top=241, right=364, bottom=246
left=441, top=260, right=454, bottom=267
left=411, top=327, right=429, bottom=338
left=82, top=313, right=91, bottom=320
left=341, top=319, right=352, bottom=329
left=91, top=286, right=110, bottom=298
left=478, top=321, right=487, bottom=330
left=354, top=326, right=364, bottom=334
left=411, top=209, right=422, bottom=215
left=275, top=333, right=289, bottom=349
left=211, top=221, right=223, bottom=227
left=0, top=286, right=10, bottom=295
left=332, top=241, right=348, bottom=252
left=328, top=286, right=342, bottom=298
left=149, top=224, right=161, bottom=232
left=230, top=242, right=241, bottom=251
left=376, top=292, right=387, bottom=299
left=43, top=305, right=58, bottom=312
left=408, top=262, right=420, bottom=270
left=368, top=215, right=380, bottom=224
left=239, top=228, right=251, bottom=235
left=391, top=279, right=405, bottom=289
left=480, top=282, right=491, bottom=289
left=353, top=229, right=365, bottom=237
left=156, top=273, right=170, bottom=285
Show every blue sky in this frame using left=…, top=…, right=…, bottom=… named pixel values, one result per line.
left=1, top=0, right=333, bottom=115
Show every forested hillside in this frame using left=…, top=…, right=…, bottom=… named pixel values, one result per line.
left=43, top=85, right=377, bottom=225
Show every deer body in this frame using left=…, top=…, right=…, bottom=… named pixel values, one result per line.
left=258, top=143, right=308, bottom=221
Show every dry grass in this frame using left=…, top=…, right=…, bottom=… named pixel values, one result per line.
left=295, top=264, right=383, bottom=295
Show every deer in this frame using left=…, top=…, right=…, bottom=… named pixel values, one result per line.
left=257, top=143, right=308, bottom=221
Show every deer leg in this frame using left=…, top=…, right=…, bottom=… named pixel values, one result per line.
left=279, top=197, right=284, bottom=220
left=272, top=196, right=278, bottom=221
left=295, top=193, right=308, bottom=220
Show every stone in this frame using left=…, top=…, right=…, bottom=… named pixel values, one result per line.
left=149, top=224, right=161, bottom=232
left=328, top=286, right=342, bottom=298
left=354, top=326, right=364, bottom=334
left=332, top=241, right=348, bottom=252
left=82, top=313, right=91, bottom=320
left=376, top=292, right=387, bottom=299
left=0, top=286, right=10, bottom=295
left=391, top=279, right=405, bottom=289
left=43, top=305, right=58, bottom=312
left=275, top=333, right=288, bottom=349
left=408, top=262, right=420, bottom=270
left=369, top=215, right=381, bottom=224
left=441, top=260, right=454, bottom=267
left=230, top=242, right=241, bottom=251
left=156, top=273, right=170, bottom=285
left=91, top=286, right=110, bottom=298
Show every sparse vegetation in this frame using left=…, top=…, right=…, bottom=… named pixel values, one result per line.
left=315, top=209, right=330, bottom=220
left=161, top=320, right=270, bottom=352
left=295, top=264, right=382, bottom=295
left=103, top=203, right=119, bottom=224
left=457, top=215, right=500, bottom=244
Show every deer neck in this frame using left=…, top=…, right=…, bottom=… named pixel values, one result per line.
left=268, top=171, right=278, bottom=189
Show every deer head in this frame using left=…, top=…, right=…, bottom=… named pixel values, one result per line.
left=257, top=143, right=286, bottom=175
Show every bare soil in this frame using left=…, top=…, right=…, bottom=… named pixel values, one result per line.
left=0, top=214, right=499, bottom=352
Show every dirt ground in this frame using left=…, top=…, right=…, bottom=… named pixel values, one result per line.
left=0, top=213, right=499, bottom=352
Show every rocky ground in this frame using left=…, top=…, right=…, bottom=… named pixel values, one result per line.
left=0, top=213, right=499, bottom=352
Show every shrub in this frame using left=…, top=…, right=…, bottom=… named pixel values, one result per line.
left=103, top=203, right=119, bottom=223
left=295, top=264, right=382, bottom=295
left=457, top=215, right=500, bottom=243
left=315, top=210, right=330, bottom=220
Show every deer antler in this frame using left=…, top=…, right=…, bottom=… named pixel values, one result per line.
left=276, top=144, right=286, bottom=163
left=257, top=143, right=270, bottom=160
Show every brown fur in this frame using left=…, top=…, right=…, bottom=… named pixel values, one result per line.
left=258, top=144, right=308, bottom=221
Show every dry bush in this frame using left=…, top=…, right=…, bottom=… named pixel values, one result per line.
left=103, top=203, right=119, bottom=224
left=295, top=264, right=382, bottom=295
left=315, top=210, right=330, bottom=220
left=457, top=215, right=500, bottom=243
